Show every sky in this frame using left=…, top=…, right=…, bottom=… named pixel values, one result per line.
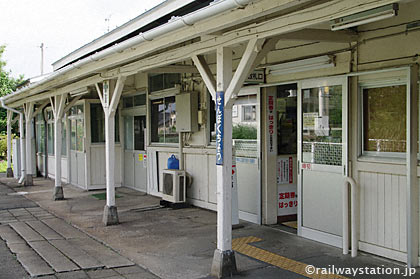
left=0, top=0, right=166, bottom=79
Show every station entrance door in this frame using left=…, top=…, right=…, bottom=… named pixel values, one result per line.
left=297, top=77, right=348, bottom=247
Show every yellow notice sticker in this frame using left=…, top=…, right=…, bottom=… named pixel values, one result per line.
left=138, top=154, right=143, bottom=161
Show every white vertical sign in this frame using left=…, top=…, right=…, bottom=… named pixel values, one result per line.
left=103, top=80, right=110, bottom=108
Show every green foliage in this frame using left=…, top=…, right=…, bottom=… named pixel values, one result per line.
left=0, top=133, right=17, bottom=159
left=232, top=124, right=257, bottom=139
left=0, top=45, right=25, bottom=134
left=0, top=160, right=7, bottom=173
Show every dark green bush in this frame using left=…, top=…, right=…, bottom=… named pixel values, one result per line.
left=232, top=124, right=257, bottom=139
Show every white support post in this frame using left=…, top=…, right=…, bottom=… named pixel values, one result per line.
left=51, top=94, right=67, bottom=200
left=211, top=46, right=237, bottom=278
left=24, top=102, right=34, bottom=186
left=225, top=38, right=265, bottom=107
left=406, top=64, right=419, bottom=268
left=6, top=110, right=13, bottom=177
left=97, top=76, right=126, bottom=226
left=198, top=39, right=272, bottom=277
left=192, top=55, right=216, bottom=100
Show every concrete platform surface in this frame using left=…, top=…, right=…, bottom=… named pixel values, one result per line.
left=1, top=176, right=420, bottom=279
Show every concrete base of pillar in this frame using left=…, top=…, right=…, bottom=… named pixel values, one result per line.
left=6, top=168, right=13, bottom=178
left=53, top=186, right=64, bottom=201
left=24, top=175, right=33, bottom=186
left=103, top=205, right=119, bottom=226
left=210, top=249, right=237, bottom=278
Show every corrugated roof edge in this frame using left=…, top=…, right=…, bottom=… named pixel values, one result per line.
left=3, top=0, right=252, bottom=105
left=52, top=0, right=196, bottom=71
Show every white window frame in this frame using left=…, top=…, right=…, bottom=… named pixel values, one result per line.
left=149, top=88, right=179, bottom=146
left=242, top=104, right=257, bottom=122
left=35, top=113, right=45, bottom=155
left=68, top=103, right=85, bottom=152
left=45, top=108, right=55, bottom=156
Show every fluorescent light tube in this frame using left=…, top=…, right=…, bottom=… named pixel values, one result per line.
left=331, top=4, right=398, bottom=31
left=268, top=55, right=335, bottom=76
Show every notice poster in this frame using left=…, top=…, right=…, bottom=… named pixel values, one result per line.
left=303, top=112, right=318, bottom=130
left=277, top=157, right=293, bottom=184
left=278, top=184, right=298, bottom=216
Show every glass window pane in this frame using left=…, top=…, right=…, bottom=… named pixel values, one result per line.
left=164, top=73, right=181, bottom=89
left=302, top=85, right=342, bottom=165
left=124, top=116, right=134, bottom=150
left=165, top=96, right=178, bottom=143
left=77, top=105, right=84, bottom=114
left=36, top=123, right=45, bottom=154
left=71, top=119, right=76, bottom=150
left=277, top=86, right=297, bottom=155
left=149, top=74, right=164, bottom=92
left=134, top=116, right=146, bottom=150
left=134, top=94, right=146, bottom=106
left=209, top=94, right=216, bottom=142
left=47, top=123, right=54, bottom=155
left=76, top=119, right=84, bottom=151
left=115, top=110, right=120, bottom=143
left=123, top=96, right=133, bottom=108
left=62, top=120, right=67, bottom=156
left=91, top=104, right=105, bottom=143
left=363, top=85, right=406, bottom=153
left=151, top=99, right=165, bottom=143
left=243, top=105, right=256, bottom=121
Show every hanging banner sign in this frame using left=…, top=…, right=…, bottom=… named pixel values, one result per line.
left=267, top=94, right=275, bottom=154
left=216, top=91, right=224, bottom=165
left=103, top=80, right=110, bottom=108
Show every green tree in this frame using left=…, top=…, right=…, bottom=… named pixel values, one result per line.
left=0, top=45, right=25, bottom=134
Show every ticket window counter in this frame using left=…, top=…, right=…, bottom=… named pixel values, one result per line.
left=276, top=85, right=298, bottom=226
left=122, top=93, right=148, bottom=192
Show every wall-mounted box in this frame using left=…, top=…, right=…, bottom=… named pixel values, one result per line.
left=176, top=92, right=198, bottom=132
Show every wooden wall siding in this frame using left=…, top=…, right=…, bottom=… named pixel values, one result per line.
left=47, top=157, right=55, bottom=176
left=208, top=154, right=217, bottom=204
left=185, top=154, right=209, bottom=202
left=90, top=145, right=121, bottom=186
left=359, top=171, right=407, bottom=253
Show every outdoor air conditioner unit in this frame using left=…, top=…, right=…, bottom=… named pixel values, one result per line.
left=161, top=169, right=186, bottom=203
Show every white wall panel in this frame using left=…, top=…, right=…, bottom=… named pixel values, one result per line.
left=89, top=145, right=122, bottom=187
left=208, top=154, right=217, bottom=204
left=185, top=154, right=209, bottom=202
left=48, top=156, right=55, bottom=176
left=359, top=171, right=407, bottom=253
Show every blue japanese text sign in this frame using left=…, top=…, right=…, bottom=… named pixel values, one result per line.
left=216, top=91, right=224, bottom=165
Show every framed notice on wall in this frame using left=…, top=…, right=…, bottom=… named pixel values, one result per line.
left=277, top=157, right=293, bottom=184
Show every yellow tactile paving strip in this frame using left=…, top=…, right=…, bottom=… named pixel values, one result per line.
left=232, top=236, right=347, bottom=279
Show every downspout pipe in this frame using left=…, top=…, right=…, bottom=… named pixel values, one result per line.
left=3, top=0, right=254, bottom=103
left=343, top=176, right=358, bottom=258
left=0, top=98, right=26, bottom=184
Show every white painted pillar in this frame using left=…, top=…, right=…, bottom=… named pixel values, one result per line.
left=96, top=77, right=126, bottom=226
left=53, top=118, right=64, bottom=199
left=51, top=94, right=67, bottom=200
left=6, top=110, right=13, bottom=177
left=24, top=102, right=34, bottom=186
left=216, top=46, right=233, bottom=252
left=66, top=113, right=71, bottom=185
left=406, top=64, right=419, bottom=268
left=211, top=46, right=237, bottom=278
left=105, top=114, right=116, bottom=207
left=19, top=113, right=26, bottom=183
